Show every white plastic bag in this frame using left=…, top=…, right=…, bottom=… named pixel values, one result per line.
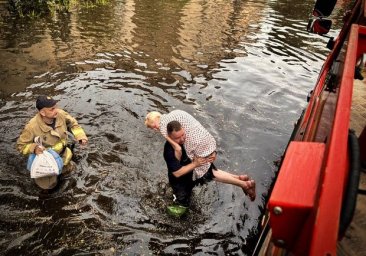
left=30, top=150, right=60, bottom=179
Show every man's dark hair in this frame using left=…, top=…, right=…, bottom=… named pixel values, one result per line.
left=167, top=121, right=182, bottom=134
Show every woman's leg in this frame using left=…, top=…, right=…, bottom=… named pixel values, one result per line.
left=212, top=169, right=256, bottom=201
left=228, top=173, right=250, bottom=181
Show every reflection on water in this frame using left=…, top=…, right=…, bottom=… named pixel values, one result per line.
left=0, top=0, right=337, bottom=254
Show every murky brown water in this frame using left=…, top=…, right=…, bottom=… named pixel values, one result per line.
left=0, top=0, right=345, bottom=255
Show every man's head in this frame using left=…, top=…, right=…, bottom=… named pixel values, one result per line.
left=167, top=121, right=186, bottom=144
left=145, top=111, right=161, bottom=130
left=36, top=96, right=58, bottom=119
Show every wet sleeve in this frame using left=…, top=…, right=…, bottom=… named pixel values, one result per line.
left=160, top=117, right=167, bottom=137
left=62, top=110, right=88, bottom=141
left=16, top=126, right=37, bottom=155
left=163, top=142, right=182, bottom=173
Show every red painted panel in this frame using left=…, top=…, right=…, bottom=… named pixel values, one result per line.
left=269, top=142, right=325, bottom=249
left=357, top=26, right=366, bottom=58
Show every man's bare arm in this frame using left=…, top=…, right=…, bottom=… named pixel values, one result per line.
left=173, top=157, right=207, bottom=178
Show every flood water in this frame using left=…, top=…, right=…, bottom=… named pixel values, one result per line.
left=0, top=0, right=344, bottom=255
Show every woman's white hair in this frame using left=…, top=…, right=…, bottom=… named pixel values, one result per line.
left=144, top=111, right=161, bottom=127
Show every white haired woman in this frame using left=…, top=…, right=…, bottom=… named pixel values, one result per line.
left=145, top=109, right=256, bottom=201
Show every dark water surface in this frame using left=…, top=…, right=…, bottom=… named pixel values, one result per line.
left=0, top=0, right=343, bottom=255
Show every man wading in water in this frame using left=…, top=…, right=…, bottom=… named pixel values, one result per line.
left=16, top=96, right=88, bottom=190
left=145, top=110, right=256, bottom=208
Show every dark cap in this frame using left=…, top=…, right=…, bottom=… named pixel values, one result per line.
left=36, top=96, right=58, bottom=110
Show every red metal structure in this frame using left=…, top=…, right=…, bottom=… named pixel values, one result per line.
left=261, top=0, right=366, bottom=255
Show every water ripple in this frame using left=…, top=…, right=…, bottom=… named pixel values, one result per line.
left=0, top=0, right=344, bottom=254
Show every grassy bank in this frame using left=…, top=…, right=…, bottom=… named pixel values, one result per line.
left=8, top=0, right=109, bottom=17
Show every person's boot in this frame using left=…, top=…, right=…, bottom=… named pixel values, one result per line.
left=62, top=161, right=77, bottom=176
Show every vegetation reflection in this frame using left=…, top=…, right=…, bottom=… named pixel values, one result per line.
left=8, top=0, right=110, bottom=17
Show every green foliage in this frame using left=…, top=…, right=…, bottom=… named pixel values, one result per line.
left=79, top=0, right=109, bottom=8
left=7, top=0, right=109, bottom=17
left=8, top=0, right=69, bottom=17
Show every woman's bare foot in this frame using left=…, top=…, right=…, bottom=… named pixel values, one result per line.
left=246, top=180, right=256, bottom=201
left=239, top=174, right=249, bottom=181
left=239, top=175, right=256, bottom=201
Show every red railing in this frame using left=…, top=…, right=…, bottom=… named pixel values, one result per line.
left=296, top=0, right=363, bottom=142
left=268, top=23, right=366, bottom=256
left=309, top=24, right=363, bottom=255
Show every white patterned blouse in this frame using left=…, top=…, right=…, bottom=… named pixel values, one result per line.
left=159, top=110, right=216, bottom=179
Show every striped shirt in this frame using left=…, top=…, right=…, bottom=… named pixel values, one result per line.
left=160, top=110, right=216, bottom=179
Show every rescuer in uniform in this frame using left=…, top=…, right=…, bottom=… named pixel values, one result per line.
left=16, top=95, right=88, bottom=189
